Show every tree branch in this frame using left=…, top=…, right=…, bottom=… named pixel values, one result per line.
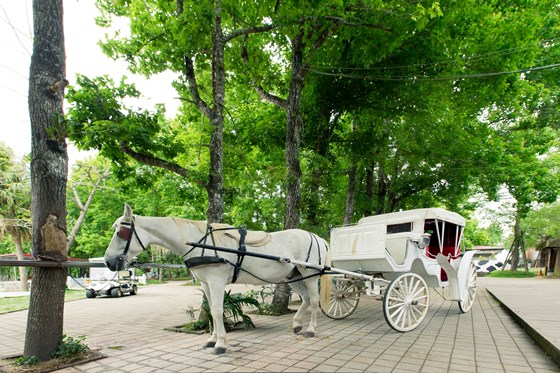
left=120, top=143, right=207, bottom=188
left=224, top=24, right=274, bottom=43
left=183, top=55, right=212, bottom=119
left=255, top=84, right=288, bottom=109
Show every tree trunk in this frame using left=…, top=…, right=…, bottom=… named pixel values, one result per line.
left=272, top=32, right=306, bottom=314
left=283, top=33, right=305, bottom=231
left=206, top=0, right=225, bottom=223
left=511, top=215, right=522, bottom=271
left=25, top=0, right=68, bottom=361
left=376, top=162, right=387, bottom=215
left=343, top=119, right=358, bottom=225
left=14, top=231, right=29, bottom=291
left=343, top=165, right=357, bottom=225
left=364, top=165, right=375, bottom=216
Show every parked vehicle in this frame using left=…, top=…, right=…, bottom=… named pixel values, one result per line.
left=86, top=260, right=139, bottom=298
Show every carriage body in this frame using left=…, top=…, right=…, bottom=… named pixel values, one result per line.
left=330, top=208, right=466, bottom=286
left=324, top=208, right=477, bottom=331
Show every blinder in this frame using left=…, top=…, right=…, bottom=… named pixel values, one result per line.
left=117, top=222, right=133, bottom=241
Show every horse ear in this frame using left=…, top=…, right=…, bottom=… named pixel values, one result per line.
left=123, top=204, right=133, bottom=220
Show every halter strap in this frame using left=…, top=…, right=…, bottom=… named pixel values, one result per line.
left=120, top=218, right=148, bottom=257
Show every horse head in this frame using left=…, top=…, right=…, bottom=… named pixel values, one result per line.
left=105, top=204, right=147, bottom=271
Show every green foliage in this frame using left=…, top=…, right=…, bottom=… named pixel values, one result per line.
left=60, top=0, right=560, bottom=254
left=51, top=335, right=89, bottom=359
left=186, top=291, right=263, bottom=333
left=13, top=355, right=39, bottom=366
left=522, top=202, right=560, bottom=247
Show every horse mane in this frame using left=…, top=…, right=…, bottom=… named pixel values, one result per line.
left=170, top=218, right=233, bottom=246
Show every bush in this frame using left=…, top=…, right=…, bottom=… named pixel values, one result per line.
left=184, top=290, right=263, bottom=332
left=51, top=335, right=89, bottom=359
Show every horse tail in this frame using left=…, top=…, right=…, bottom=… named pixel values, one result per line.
left=319, top=246, right=332, bottom=312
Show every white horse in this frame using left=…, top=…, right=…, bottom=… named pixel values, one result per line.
left=104, top=204, right=330, bottom=354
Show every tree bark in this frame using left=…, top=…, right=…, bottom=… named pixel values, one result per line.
left=343, top=119, right=358, bottom=225
left=283, top=32, right=305, bottom=231
left=25, top=0, right=68, bottom=361
left=364, top=165, right=375, bottom=216
left=343, top=165, right=357, bottom=225
left=179, top=0, right=224, bottom=223
left=207, top=0, right=225, bottom=223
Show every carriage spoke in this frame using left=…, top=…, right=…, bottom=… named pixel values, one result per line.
left=384, top=273, right=430, bottom=332
left=321, top=277, right=360, bottom=319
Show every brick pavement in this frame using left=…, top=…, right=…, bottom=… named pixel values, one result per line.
left=0, top=278, right=558, bottom=372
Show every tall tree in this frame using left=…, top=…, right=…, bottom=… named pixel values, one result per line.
left=90, top=0, right=273, bottom=223
left=25, top=0, right=69, bottom=360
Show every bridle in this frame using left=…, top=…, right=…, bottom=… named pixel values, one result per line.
left=115, top=218, right=148, bottom=263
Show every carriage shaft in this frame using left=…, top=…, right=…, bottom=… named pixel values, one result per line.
left=186, top=241, right=377, bottom=282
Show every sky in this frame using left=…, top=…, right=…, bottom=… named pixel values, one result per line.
left=0, top=0, right=179, bottom=163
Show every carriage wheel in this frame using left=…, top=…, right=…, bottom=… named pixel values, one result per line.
left=458, top=262, right=477, bottom=313
left=383, top=272, right=430, bottom=332
left=320, top=276, right=360, bottom=319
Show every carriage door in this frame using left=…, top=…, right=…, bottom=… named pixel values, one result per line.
left=385, top=222, right=413, bottom=265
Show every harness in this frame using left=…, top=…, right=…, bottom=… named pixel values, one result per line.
left=184, top=225, right=325, bottom=284
left=184, top=224, right=248, bottom=283
left=117, top=219, right=327, bottom=285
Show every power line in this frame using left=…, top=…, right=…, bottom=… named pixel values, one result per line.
left=307, top=38, right=560, bottom=73
left=0, top=62, right=28, bottom=80
left=0, top=4, right=31, bottom=57
left=304, top=63, right=560, bottom=81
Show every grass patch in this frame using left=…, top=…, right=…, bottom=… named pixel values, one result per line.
left=0, top=290, right=86, bottom=315
left=488, top=270, right=537, bottom=278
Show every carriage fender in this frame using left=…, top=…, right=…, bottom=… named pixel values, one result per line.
left=437, top=250, right=476, bottom=301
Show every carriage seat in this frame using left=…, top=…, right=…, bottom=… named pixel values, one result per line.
left=425, top=245, right=458, bottom=282
left=225, top=229, right=272, bottom=247
left=426, top=245, right=458, bottom=260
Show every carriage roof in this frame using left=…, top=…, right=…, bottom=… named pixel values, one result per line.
left=357, top=208, right=466, bottom=227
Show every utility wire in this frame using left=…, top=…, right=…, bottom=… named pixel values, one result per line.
left=0, top=4, right=31, bottom=56
left=305, top=63, right=560, bottom=81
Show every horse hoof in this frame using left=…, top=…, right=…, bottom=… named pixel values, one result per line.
left=214, top=347, right=227, bottom=355
left=303, top=331, right=315, bottom=338
left=203, top=341, right=216, bottom=348
left=293, top=326, right=302, bottom=334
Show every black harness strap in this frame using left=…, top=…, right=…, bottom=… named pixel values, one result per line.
left=185, top=256, right=228, bottom=268
left=183, top=224, right=248, bottom=283
left=232, top=227, right=247, bottom=283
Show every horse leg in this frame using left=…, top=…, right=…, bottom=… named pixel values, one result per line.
left=206, top=281, right=228, bottom=354
left=200, top=282, right=217, bottom=349
left=302, top=277, right=321, bottom=338
left=288, top=281, right=309, bottom=335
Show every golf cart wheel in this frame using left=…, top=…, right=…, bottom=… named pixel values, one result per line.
left=130, top=285, right=138, bottom=295
left=458, top=261, right=477, bottom=313
left=111, top=288, right=123, bottom=298
left=85, top=289, right=96, bottom=299
left=320, top=276, right=360, bottom=319
left=383, top=272, right=430, bottom=332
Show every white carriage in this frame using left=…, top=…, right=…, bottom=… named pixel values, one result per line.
left=321, top=208, right=477, bottom=332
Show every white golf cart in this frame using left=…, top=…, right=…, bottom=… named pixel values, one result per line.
left=86, top=259, right=138, bottom=298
